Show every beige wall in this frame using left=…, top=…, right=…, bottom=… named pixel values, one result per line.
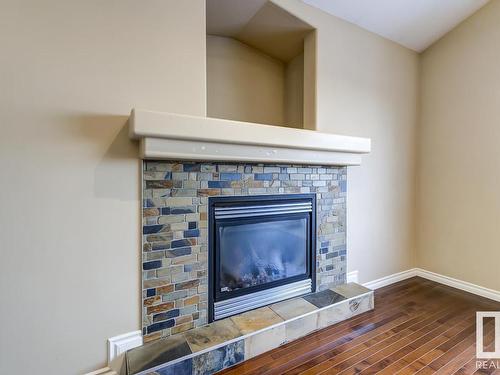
left=206, top=35, right=286, bottom=126
left=303, top=31, right=317, bottom=130
left=284, top=52, right=304, bottom=128
left=274, top=0, right=419, bottom=284
left=0, top=0, right=206, bottom=374
left=1, top=0, right=420, bottom=373
left=417, top=0, right=500, bottom=291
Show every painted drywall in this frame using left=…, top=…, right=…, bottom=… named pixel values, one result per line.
left=0, top=0, right=419, bottom=373
left=303, top=31, right=317, bottom=130
left=284, top=52, right=304, bottom=128
left=0, top=0, right=206, bottom=374
left=206, top=35, right=286, bottom=126
left=207, top=0, right=313, bottom=62
left=417, top=0, right=500, bottom=291
left=274, top=0, right=419, bottom=284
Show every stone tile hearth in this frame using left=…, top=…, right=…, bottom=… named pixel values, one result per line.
left=126, top=283, right=373, bottom=375
left=230, top=306, right=284, bottom=334
left=269, top=297, right=317, bottom=320
left=183, top=319, right=241, bottom=353
left=303, top=288, right=346, bottom=307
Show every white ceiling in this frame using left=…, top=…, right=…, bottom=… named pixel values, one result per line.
left=301, top=0, right=490, bottom=52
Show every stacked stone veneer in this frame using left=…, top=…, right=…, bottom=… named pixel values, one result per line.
left=142, top=161, right=347, bottom=342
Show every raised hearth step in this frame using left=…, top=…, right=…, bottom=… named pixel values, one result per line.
left=126, top=282, right=373, bottom=375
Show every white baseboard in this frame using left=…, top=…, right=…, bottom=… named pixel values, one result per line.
left=347, top=270, right=359, bottom=283
left=415, top=268, right=500, bottom=302
left=84, top=331, right=142, bottom=375
left=363, top=268, right=418, bottom=290
left=362, top=267, right=500, bottom=302
left=108, top=330, right=142, bottom=363
left=85, top=367, right=117, bottom=375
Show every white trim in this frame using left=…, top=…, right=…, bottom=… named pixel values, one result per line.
left=141, top=138, right=363, bottom=166
left=84, top=367, right=117, bottom=375
left=363, top=268, right=418, bottom=290
left=416, top=268, right=500, bottom=302
left=108, top=330, right=142, bottom=363
left=347, top=270, right=359, bottom=283
left=362, top=268, right=500, bottom=303
left=129, top=109, right=371, bottom=166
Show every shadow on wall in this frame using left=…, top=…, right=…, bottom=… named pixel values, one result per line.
left=65, top=113, right=140, bottom=201
left=64, top=113, right=144, bottom=370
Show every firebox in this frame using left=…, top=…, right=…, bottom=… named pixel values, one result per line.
left=208, top=194, right=316, bottom=322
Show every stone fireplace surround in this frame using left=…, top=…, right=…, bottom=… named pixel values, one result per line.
left=128, top=109, right=372, bottom=374
left=142, top=161, right=347, bottom=343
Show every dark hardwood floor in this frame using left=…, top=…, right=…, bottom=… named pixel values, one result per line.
left=219, top=277, right=500, bottom=375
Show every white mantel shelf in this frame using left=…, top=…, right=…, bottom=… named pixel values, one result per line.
left=129, top=109, right=371, bottom=166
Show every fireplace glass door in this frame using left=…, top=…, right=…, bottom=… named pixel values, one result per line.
left=209, top=194, right=316, bottom=321
left=217, top=216, right=308, bottom=294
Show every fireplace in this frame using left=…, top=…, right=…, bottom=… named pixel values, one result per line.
left=208, top=194, right=316, bottom=321
left=141, top=161, right=349, bottom=340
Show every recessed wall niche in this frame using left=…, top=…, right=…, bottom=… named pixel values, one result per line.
left=206, top=0, right=317, bottom=130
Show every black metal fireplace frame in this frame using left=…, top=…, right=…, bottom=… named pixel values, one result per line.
left=208, top=194, right=316, bottom=322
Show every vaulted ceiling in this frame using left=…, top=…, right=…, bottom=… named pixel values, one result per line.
left=301, top=0, right=490, bottom=52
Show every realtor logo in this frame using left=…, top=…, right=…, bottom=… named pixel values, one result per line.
left=476, top=312, right=500, bottom=359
